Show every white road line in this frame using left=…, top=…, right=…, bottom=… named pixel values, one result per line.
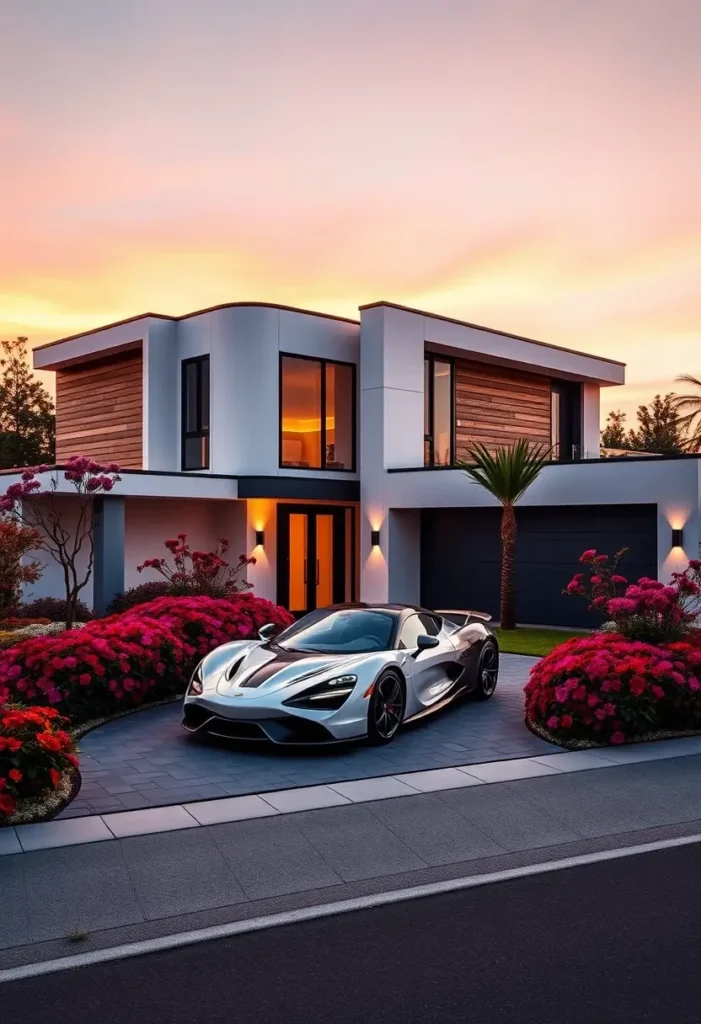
left=3, top=829, right=701, bottom=984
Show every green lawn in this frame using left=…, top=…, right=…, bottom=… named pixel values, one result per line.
left=493, top=626, right=588, bottom=657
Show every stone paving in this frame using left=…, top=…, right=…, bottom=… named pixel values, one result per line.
left=60, top=654, right=554, bottom=818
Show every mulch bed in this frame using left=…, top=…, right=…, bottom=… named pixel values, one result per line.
left=526, top=716, right=701, bottom=751
left=3, top=767, right=82, bottom=828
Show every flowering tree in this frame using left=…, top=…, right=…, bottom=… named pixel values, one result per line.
left=0, top=456, right=121, bottom=628
left=0, top=520, right=43, bottom=617
left=565, top=548, right=701, bottom=644
left=137, top=534, right=255, bottom=597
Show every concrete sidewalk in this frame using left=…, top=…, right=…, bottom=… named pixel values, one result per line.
left=4, top=753, right=701, bottom=967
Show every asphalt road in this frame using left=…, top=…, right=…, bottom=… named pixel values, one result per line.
left=5, top=845, right=701, bottom=1024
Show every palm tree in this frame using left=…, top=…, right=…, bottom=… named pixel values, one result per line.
left=672, top=375, right=701, bottom=452
left=459, top=439, right=551, bottom=630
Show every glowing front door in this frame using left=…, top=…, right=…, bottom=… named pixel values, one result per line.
left=278, top=506, right=354, bottom=616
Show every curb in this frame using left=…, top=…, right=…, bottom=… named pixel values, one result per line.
left=4, top=733, right=701, bottom=855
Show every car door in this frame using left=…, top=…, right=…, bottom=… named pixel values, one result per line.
left=398, top=613, right=458, bottom=711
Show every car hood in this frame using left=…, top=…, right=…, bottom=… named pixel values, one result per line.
left=215, top=644, right=370, bottom=697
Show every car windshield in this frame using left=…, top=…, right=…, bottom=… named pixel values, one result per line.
left=276, top=609, right=396, bottom=654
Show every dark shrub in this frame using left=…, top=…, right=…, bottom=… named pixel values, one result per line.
left=107, top=581, right=171, bottom=615
left=21, top=597, right=94, bottom=623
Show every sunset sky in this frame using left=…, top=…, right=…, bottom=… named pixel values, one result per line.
left=1, top=0, right=699, bottom=424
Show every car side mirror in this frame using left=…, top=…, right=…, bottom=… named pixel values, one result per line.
left=412, top=634, right=440, bottom=658
left=258, top=623, right=278, bottom=642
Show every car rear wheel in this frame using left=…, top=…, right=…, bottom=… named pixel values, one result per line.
left=367, top=672, right=405, bottom=745
left=472, top=641, right=499, bottom=701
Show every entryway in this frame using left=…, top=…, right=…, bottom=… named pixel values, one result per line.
left=277, top=505, right=356, bottom=616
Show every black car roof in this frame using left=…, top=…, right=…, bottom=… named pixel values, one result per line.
left=322, top=602, right=437, bottom=617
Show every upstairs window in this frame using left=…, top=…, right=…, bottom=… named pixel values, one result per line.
left=424, top=355, right=454, bottom=466
left=182, top=355, right=210, bottom=470
left=280, top=355, right=355, bottom=470
left=551, top=381, right=582, bottom=462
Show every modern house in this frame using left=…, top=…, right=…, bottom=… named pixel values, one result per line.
left=14, top=300, right=700, bottom=626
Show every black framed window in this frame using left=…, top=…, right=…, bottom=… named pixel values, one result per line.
left=550, top=381, right=582, bottom=462
left=181, top=355, right=210, bottom=470
left=280, top=354, right=356, bottom=471
left=424, top=354, right=454, bottom=466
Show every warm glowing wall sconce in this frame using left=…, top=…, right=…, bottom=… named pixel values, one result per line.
left=672, top=528, right=684, bottom=549
left=255, top=530, right=265, bottom=547
left=370, top=530, right=381, bottom=548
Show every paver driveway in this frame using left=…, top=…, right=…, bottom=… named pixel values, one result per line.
left=59, top=654, right=555, bottom=817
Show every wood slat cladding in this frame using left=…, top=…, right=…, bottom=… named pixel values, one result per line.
left=56, top=349, right=143, bottom=468
left=454, top=358, right=551, bottom=458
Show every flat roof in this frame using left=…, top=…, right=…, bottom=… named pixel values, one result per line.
left=358, top=300, right=626, bottom=368
left=35, top=302, right=361, bottom=352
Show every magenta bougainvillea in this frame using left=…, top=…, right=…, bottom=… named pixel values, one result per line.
left=565, top=549, right=701, bottom=644
left=0, top=594, right=293, bottom=724
left=525, top=632, right=701, bottom=745
left=137, top=535, right=255, bottom=597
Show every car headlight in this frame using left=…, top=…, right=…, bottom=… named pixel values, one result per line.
left=188, top=663, right=203, bottom=695
left=326, top=674, right=357, bottom=687
left=283, top=675, right=357, bottom=711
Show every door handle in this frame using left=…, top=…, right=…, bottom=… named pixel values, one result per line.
left=316, top=559, right=320, bottom=585
left=303, top=559, right=307, bottom=584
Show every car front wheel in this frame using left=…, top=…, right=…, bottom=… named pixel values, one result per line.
left=367, top=672, right=405, bottom=745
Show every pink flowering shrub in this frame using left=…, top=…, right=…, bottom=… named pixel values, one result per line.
left=565, top=549, right=701, bottom=644
left=0, top=594, right=293, bottom=723
left=525, top=632, right=701, bottom=745
left=105, top=593, right=294, bottom=661
left=137, top=535, right=255, bottom=597
left=0, top=614, right=189, bottom=722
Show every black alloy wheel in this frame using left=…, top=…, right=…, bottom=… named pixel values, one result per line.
left=473, top=641, right=499, bottom=701
left=367, top=672, right=405, bottom=745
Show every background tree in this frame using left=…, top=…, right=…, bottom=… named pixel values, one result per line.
left=672, top=375, right=701, bottom=452
left=601, top=394, right=685, bottom=455
left=600, top=410, right=628, bottom=449
left=0, top=337, right=55, bottom=469
left=631, top=393, right=684, bottom=453
left=0, top=457, right=121, bottom=627
left=0, top=521, right=43, bottom=617
left=460, top=440, right=551, bottom=631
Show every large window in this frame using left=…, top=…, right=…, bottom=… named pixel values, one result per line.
left=280, top=355, right=355, bottom=470
left=424, top=355, right=454, bottom=466
left=182, top=355, right=210, bottom=470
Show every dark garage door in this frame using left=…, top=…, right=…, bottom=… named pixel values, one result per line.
left=420, top=504, right=658, bottom=628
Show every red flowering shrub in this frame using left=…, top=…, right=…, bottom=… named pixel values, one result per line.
left=0, top=594, right=293, bottom=723
left=102, top=593, right=294, bottom=665
left=525, top=632, right=701, bottom=745
left=565, top=550, right=701, bottom=644
left=137, top=535, right=256, bottom=596
left=0, top=614, right=190, bottom=723
left=0, top=704, right=78, bottom=820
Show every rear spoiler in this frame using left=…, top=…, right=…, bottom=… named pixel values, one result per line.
left=436, top=609, right=492, bottom=628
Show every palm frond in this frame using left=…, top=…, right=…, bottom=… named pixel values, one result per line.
left=458, top=439, right=551, bottom=504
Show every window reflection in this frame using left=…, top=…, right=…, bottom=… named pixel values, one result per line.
left=281, top=356, right=354, bottom=470
left=281, top=356, right=322, bottom=468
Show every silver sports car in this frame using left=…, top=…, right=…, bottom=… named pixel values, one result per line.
left=182, top=603, right=499, bottom=746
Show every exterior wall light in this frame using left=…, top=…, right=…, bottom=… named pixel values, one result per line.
left=672, top=528, right=684, bottom=549
left=370, top=530, right=381, bottom=548
left=255, top=530, right=265, bottom=547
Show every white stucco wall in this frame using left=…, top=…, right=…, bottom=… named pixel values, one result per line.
left=360, top=457, right=701, bottom=605
left=144, top=305, right=360, bottom=479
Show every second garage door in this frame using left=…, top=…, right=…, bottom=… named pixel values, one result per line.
left=420, top=504, right=658, bottom=628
